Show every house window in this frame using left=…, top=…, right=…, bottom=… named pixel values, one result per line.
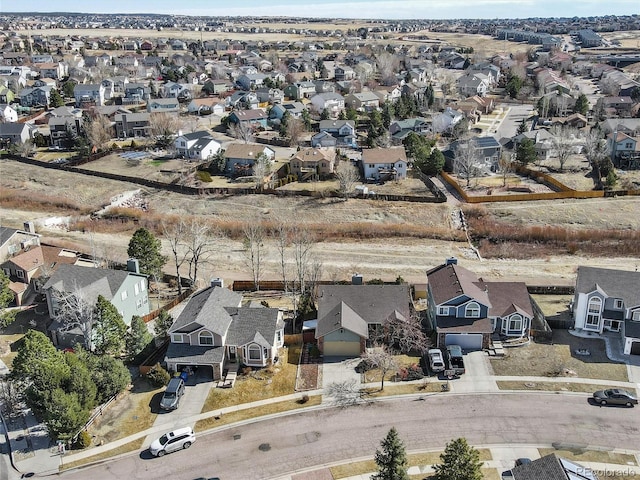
left=16, top=270, right=24, bottom=279
left=134, top=284, right=139, bottom=295
left=248, top=344, right=261, bottom=361
left=121, top=290, right=128, bottom=300
left=586, top=297, right=602, bottom=329
left=509, top=315, right=523, bottom=332
left=136, top=299, right=142, bottom=309
left=2, top=268, right=9, bottom=276
left=199, top=331, right=213, bottom=346
left=141, top=280, right=146, bottom=291
left=614, top=299, right=623, bottom=309
left=465, top=302, right=480, bottom=318
left=171, top=334, right=183, bottom=343
left=603, top=319, right=620, bottom=332
left=276, top=331, right=282, bottom=343
left=633, top=311, right=640, bottom=322
left=438, top=306, right=449, bottom=316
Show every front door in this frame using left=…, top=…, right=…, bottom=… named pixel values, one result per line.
left=229, top=345, right=237, bottom=362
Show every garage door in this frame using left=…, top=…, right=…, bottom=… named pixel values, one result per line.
left=445, top=334, right=483, bottom=351
left=323, top=341, right=361, bottom=357
left=631, top=341, right=640, bottom=356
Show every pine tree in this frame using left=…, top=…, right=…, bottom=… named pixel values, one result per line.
left=92, top=296, right=127, bottom=356
left=433, top=437, right=483, bottom=480
left=516, top=138, right=537, bottom=165
left=126, top=315, right=153, bottom=361
left=127, top=228, right=167, bottom=279
left=372, top=427, right=409, bottom=480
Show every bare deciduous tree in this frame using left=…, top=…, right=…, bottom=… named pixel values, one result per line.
left=325, top=379, right=367, bottom=407
left=550, top=125, right=576, bottom=172
left=243, top=221, right=265, bottom=291
left=361, top=346, right=399, bottom=391
left=85, top=113, right=113, bottom=151
left=252, top=152, right=272, bottom=190
left=286, top=117, right=304, bottom=147
left=162, top=218, right=189, bottom=294
left=376, top=52, right=399, bottom=86
left=498, top=152, right=515, bottom=187
left=229, top=122, right=254, bottom=143
left=453, top=138, right=479, bottom=187
left=14, top=140, right=35, bottom=158
left=335, top=160, right=360, bottom=200
left=371, top=313, right=431, bottom=355
left=185, top=219, right=218, bottom=288
left=49, top=286, right=96, bottom=350
left=274, top=220, right=292, bottom=294
left=150, top=112, right=180, bottom=147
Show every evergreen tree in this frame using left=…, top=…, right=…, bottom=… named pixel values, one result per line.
left=506, top=75, right=523, bottom=99
left=425, top=84, right=435, bottom=109
left=91, top=296, right=127, bottom=356
left=320, top=108, right=330, bottom=120
left=301, top=108, right=312, bottom=131
left=127, top=228, right=167, bottom=278
left=62, top=81, right=76, bottom=99
left=126, top=315, right=153, bottom=361
left=516, top=138, right=537, bottom=165
left=382, top=102, right=395, bottom=129
left=433, top=437, right=483, bottom=480
left=81, top=352, right=131, bottom=403
left=372, top=427, right=409, bottom=480
left=49, top=89, right=65, bottom=107
left=0, top=271, right=16, bottom=328
left=345, top=106, right=359, bottom=121
left=424, top=148, right=446, bottom=176
left=153, top=310, right=175, bottom=338
left=516, top=119, right=528, bottom=135
left=573, top=94, right=589, bottom=115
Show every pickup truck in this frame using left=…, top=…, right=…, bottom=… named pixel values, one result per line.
left=445, top=345, right=466, bottom=376
left=426, top=349, right=446, bottom=374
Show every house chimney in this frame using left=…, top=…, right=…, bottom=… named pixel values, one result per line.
left=352, top=273, right=363, bottom=285
left=210, top=277, right=224, bottom=288
left=126, top=258, right=140, bottom=274
left=445, top=257, right=458, bottom=266
left=23, top=221, right=36, bottom=234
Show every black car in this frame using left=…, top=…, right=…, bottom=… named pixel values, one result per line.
left=592, top=388, right=638, bottom=407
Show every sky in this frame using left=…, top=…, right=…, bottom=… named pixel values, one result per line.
left=7, top=0, right=640, bottom=20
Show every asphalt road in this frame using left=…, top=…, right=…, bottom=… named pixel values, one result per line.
left=58, top=393, right=639, bottom=480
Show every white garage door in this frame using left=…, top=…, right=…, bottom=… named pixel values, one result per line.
left=445, top=333, right=483, bottom=351
left=323, top=341, right=361, bottom=357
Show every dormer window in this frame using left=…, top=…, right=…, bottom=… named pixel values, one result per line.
left=465, top=302, right=480, bottom=318
left=633, top=311, right=640, bottom=322
left=199, top=331, right=213, bottom=346
left=614, top=299, right=623, bottom=309
left=438, top=306, right=450, bottom=316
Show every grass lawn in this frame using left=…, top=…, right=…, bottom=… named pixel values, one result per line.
left=362, top=380, right=448, bottom=397
left=0, top=333, right=23, bottom=368
left=538, top=448, right=637, bottom=466
left=331, top=450, right=492, bottom=479
left=363, top=353, right=422, bottom=384
left=60, top=439, right=143, bottom=471
left=200, top=346, right=298, bottom=413
left=490, top=330, right=628, bottom=382
left=496, top=381, right=624, bottom=394
left=195, top=395, right=321, bottom=432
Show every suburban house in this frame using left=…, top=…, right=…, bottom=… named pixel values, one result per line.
left=0, top=122, right=33, bottom=146
left=114, top=112, right=151, bottom=138
left=1, top=245, right=91, bottom=306
left=269, top=102, right=306, bottom=120
left=0, top=104, right=18, bottom=123
left=607, top=131, right=640, bottom=169
left=513, top=130, right=555, bottom=161
left=431, top=107, right=465, bottom=134
left=165, top=286, right=284, bottom=381
left=123, top=83, right=151, bottom=103
left=283, top=81, right=316, bottom=100
left=510, top=454, right=599, bottom=480
left=314, top=283, right=412, bottom=357
left=427, top=259, right=534, bottom=350
left=174, top=131, right=221, bottom=161
left=572, top=266, right=640, bottom=356
left=289, top=147, right=336, bottom=180
left=227, top=108, right=268, bottom=130
left=312, top=119, right=357, bottom=149
left=456, top=72, right=491, bottom=97
left=309, top=92, right=345, bottom=117
left=236, top=73, right=267, bottom=91
left=224, top=142, right=275, bottom=176
left=344, top=91, right=380, bottom=112
left=19, top=86, right=52, bottom=108
left=0, top=224, right=41, bottom=263
left=43, top=261, right=150, bottom=348
left=74, top=83, right=105, bottom=108
left=445, top=136, right=502, bottom=174
left=361, top=147, right=408, bottom=181
left=147, top=98, right=180, bottom=114
left=186, top=98, right=225, bottom=116
left=389, top=117, right=430, bottom=144
left=49, top=115, right=83, bottom=149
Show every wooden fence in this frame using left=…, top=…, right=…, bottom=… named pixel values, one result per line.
left=141, top=288, right=193, bottom=323
left=70, top=392, right=120, bottom=445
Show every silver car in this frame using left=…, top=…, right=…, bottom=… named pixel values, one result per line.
left=592, top=388, right=638, bottom=407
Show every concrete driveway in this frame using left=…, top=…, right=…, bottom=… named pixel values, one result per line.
left=142, top=368, right=213, bottom=448
left=321, top=356, right=362, bottom=404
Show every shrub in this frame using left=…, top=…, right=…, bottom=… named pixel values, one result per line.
left=298, top=394, right=309, bottom=404
left=74, top=430, right=92, bottom=449
left=130, top=140, right=137, bottom=149
left=196, top=170, right=213, bottom=182
left=260, top=300, right=270, bottom=307
left=397, top=364, right=424, bottom=381
left=146, top=363, right=170, bottom=387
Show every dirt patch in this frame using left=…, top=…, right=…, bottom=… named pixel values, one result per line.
left=490, top=330, right=628, bottom=382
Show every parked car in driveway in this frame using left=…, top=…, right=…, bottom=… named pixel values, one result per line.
left=426, top=348, right=446, bottom=374
left=149, top=427, right=195, bottom=457
left=160, top=377, right=185, bottom=411
left=592, top=388, right=637, bottom=407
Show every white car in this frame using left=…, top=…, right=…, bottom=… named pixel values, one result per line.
left=149, top=427, right=195, bottom=457
left=427, top=349, right=446, bottom=373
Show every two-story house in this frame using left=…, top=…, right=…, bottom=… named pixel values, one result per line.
left=19, top=85, right=52, bottom=108
left=456, top=72, right=491, bottom=98
left=174, top=131, right=221, bottom=161
left=572, top=266, right=640, bottom=356
left=165, top=286, right=284, bottom=381
left=0, top=104, right=18, bottom=123
left=74, top=83, right=105, bottom=108
left=289, top=147, right=336, bottom=180
left=43, top=260, right=150, bottom=348
left=344, top=91, right=380, bottom=112
left=227, top=109, right=268, bottom=130
left=310, top=92, right=345, bottom=117
left=0, top=122, right=33, bottom=146
left=114, top=112, right=152, bottom=138
left=312, top=120, right=357, bottom=149
left=361, top=147, right=408, bottom=181
left=0, top=224, right=41, bottom=264
left=283, top=81, right=317, bottom=101
left=427, top=259, right=533, bottom=350
left=224, top=142, right=275, bottom=176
